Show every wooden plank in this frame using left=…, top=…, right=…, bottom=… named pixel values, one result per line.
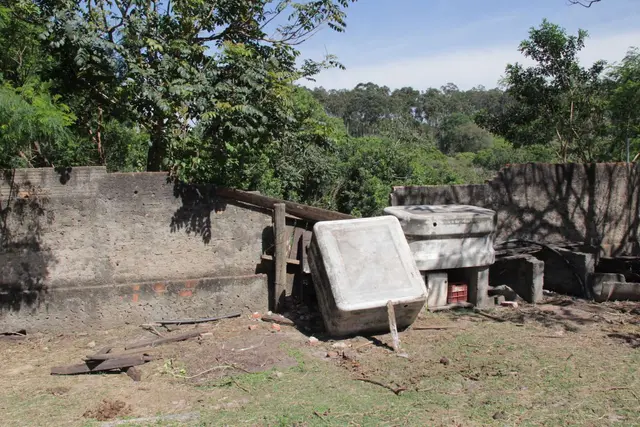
left=260, top=254, right=300, bottom=265
left=274, top=203, right=287, bottom=312
left=214, top=187, right=353, bottom=222
left=84, top=348, right=153, bottom=361
left=289, top=227, right=305, bottom=260
left=124, top=331, right=203, bottom=350
left=302, top=230, right=313, bottom=274
left=154, top=312, right=241, bottom=325
left=387, top=301, right=401, bottom=353
left=51, top=355, right=152, bottom=375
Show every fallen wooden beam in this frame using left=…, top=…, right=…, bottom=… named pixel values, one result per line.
left=153, top=312, right=241, bottom=325
left=51, top=355, right=153, bottom=375
left=125, top=331, right=203, bottom=350
left=85, top=348, right=153, bottom=361
left=214, top=187, right=353, bottom=222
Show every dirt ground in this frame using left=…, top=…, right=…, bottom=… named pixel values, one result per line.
left=1, top=296, right=639, bottom=427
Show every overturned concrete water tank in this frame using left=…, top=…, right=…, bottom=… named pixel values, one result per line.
left=308, top=216, right=427, bottom=336
left=383, top=205, right=497, bottom=271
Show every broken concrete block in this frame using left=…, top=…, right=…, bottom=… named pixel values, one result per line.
left=589, top=272, right=625, bottom=291
left=488, top=284, right=519, bottom=301
left=308, top=216, right=427, bottom=337
left=383, top=205, right=496, bottom=270
left=465, top=266, right=491, bottom=308
left=533, top=248, right=595, bottom=297
left=592, top=281, right=640, bottom=302
left=424, top=271, right=448, bottom=309
left=490, top=255, right=544, bottom=303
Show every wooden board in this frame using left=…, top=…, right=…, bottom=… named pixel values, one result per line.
left=51, top=355, right=152, bottom=375
left=124, top=330, right=202, bottom=350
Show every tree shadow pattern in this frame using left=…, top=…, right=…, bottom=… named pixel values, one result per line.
left=1, top=170, right=56, bottom=313
left=391, top=163, right=639, bottom=257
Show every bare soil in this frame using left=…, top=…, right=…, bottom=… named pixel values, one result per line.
left=1, top=296, right=639, bottom=426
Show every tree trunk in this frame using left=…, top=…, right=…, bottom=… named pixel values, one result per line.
left=146, top=122, right=167, bottom=171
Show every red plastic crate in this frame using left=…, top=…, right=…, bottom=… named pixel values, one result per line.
left=447, top=282, right=468, bottom=304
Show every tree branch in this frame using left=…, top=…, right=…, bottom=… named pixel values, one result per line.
left=568, top=0, right=602, bottom=7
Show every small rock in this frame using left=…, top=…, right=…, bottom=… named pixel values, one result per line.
left=331, top=342, right=349, bottom=349
left=267, top=311, right=273, bottom=316
left=493, top=411, right=506, bottom=420
left=262, top=313, right=295, bottom=326
left=439, top=357, right=450, bottom=366
left=248, top=324, right=258, bottom=331
left=501, top=301, right=519, bottom=308
left=326, top=351, right=339, bottom=358
left=200, top=332, right=213, bottom=337
left=270, top=323, right=281, bottom=332
left=86, top=341, right=96, bottom=349
left=271, top=371, right=284, bottom=379
left=308, top=336, right=319, bottom=346
left=251, top=312, right=261, bottom=319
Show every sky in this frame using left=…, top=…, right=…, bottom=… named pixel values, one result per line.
left=296, top=0, right=640, bottom=91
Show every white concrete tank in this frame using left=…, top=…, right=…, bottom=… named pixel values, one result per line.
left=383, top=205, right=497, bottom=271
left=308, top=216, right=427, bottom=336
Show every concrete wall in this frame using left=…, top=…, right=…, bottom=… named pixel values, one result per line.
left=391, top=163, right=640, bottom=256
left=1, top=167, right=272, bottom=331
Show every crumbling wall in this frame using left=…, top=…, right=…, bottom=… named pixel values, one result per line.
left=390, top=163, right=640, bottom=256
left=0, top=167, right=271, bottom=331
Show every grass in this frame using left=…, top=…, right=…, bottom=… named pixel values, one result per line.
left=1, top=308, right=639, bottom=427
left=196, top=320, right=640, bottom=427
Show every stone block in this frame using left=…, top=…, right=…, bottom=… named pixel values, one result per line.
left=490, top=255, right=544, bottom=303
left=533, top=248, right=595, bottom=297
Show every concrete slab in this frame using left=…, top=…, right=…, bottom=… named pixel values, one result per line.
left=308, top=216, right=427, bottom=336
left=424, top=271, right=448, bottom=309
left=383, top=205, right=496, bottom=270
left=592, top=281, right=640, bottom=302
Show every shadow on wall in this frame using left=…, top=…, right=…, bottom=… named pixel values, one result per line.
left=392, top=163, right=638, bottom=257
left=170, top=181, right=227, bottom=244
left=0, top=170, right=56, bottom=313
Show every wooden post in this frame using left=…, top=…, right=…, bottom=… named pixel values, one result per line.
left=387, top=300, right=400, bottom=352
left=274, top=203, right=287, bottom=313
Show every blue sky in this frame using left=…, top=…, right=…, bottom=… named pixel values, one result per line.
left=297, top=0, right=640, bottom=90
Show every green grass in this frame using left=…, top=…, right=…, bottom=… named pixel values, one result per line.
left=193, top=321, right=640, bottom=427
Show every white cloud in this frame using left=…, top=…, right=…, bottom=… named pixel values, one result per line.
left=299, top=30, right=640, bottom=91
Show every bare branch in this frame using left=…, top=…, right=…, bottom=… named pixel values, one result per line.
left=567, top=0, right=602, bottom=7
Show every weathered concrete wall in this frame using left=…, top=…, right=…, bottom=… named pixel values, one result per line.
left=1, top=167, right=272, bottom=331
left=391, top=163, right=640, bottom=256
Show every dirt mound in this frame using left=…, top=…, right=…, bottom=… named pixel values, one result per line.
left=83, top=399, right=131, bottom=421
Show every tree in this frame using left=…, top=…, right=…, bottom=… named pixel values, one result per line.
left=438, top=113, right=493, bottom=154
left=478, top=20, right=608, bottom=162
left=40, top=0, right=357, bottom=175
left=607, top=48, right=640, bottom=160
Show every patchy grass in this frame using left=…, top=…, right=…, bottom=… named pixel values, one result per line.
left=1, top=301, right=639, bottom=426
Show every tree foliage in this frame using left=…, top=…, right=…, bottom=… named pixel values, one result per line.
left=2, top=6, right=640, bottom=217
left=477, top=20, right=609, bottom=162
